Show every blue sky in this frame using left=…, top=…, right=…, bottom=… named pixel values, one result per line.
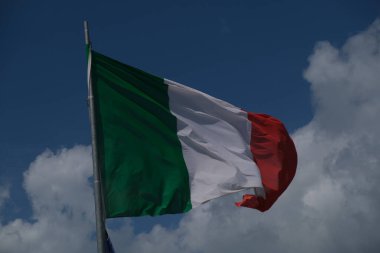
left=1, top=1, right=380, bottom=252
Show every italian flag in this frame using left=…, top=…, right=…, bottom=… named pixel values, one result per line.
left=90, top=50, right=297, bottom=218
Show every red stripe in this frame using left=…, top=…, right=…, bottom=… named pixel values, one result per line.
left=235, top=113, right=297, bottom=212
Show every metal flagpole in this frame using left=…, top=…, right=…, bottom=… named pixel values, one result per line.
left=84, top=20, right=107, bottom=253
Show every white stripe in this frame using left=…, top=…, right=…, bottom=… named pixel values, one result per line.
left=165, top=79, right=263, bottom=207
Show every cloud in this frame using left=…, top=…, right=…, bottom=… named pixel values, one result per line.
left=0, top=146, right=96, bottom=253
left=304, top=19, right=380, bottom=136
left=1, top=19, right=380, bottom=253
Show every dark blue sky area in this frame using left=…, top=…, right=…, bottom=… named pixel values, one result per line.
left=1, top=0, right=379, bottom=231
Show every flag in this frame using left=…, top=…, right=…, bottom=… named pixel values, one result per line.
left=89, top=50, right=297, bottom=218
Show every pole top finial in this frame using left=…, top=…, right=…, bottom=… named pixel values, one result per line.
left=84, top=20, right=90, bottom=45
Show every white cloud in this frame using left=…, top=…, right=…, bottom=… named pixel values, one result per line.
left=0, top=146, right=96, bottom=253
left=1, top=19, right=380, bottom=253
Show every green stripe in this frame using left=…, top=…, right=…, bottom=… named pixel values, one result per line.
left=91, top=51, right=192, bottom=217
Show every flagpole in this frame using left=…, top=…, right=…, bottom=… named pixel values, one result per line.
left=84, top=20, right=107, bottom=253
